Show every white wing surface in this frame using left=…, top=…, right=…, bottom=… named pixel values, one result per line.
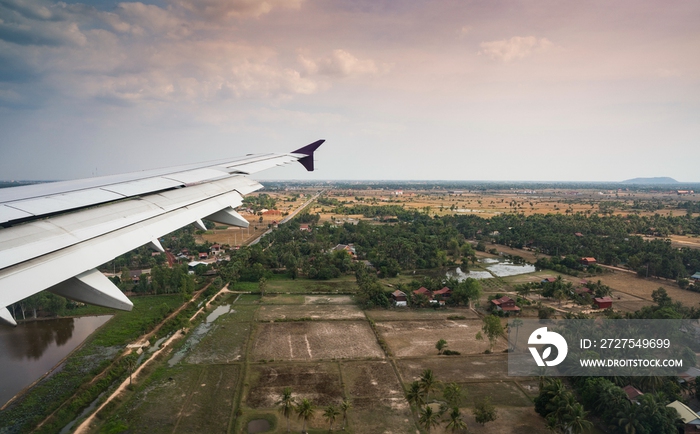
left=0, top=140, right=324, bottom=326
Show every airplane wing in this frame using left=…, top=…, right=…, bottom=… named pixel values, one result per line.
left=0, top=140, right=324, bottom=326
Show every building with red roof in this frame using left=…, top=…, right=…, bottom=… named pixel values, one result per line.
left=491, top=296, right=520, bottom=312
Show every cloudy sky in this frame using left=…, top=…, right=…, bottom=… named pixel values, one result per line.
left=0, top=0, right=698, bottom=182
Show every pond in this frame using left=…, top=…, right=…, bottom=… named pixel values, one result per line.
left=0, top=315, right=112, bottom=407
left=168, top=304, right=233, bottom=367
left=247, top=419, right=271, bottom=433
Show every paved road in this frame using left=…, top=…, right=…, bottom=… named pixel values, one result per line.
left=248, top=191, right=322, bottom=245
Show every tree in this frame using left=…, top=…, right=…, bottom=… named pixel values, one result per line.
left=436, top=339, right=448, bottom=355
left=123, top=353, right=138, bottom=386
left=406, top=381, right=426, bottom=408
left=296, top=398, right=315, bottom=434
left=418, top=405, right=440, bottom=434
left=258, top=276, right=267, bottom=297
left=445, top=407, right=468, bottom=433
left=478, top=315, right=504, bottom=352
left=339, top=399, right=351, bottom=431
left=509, top=318, right=523, bottom=351
left=442, top=382, right=464, bottom=407
left=419, top=369, right=437, bottom=403
left=473, top=397, right=497, bottom=425
left=277, top=387, right=295, bottom=432
left=323, top=404, right=340, bottom=431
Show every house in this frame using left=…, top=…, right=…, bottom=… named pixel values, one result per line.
left=593, top=297, right=613, bottom=309
left=433, top=287, right=452, bottom=298
left=413, top=287, right=436, bottom=303
left=541, top=277, right=557, bottom=283
left=299, top=224, right=310, bottom=232
left=581, top=257, right=597, bottom=266
left=667, top=401, right=700, bottom=432
left=391, top=290, right=407, bottom=307
left=130, top=270, right=142, bottom=284
left=574, top=232, right=583, bottom=237
left=198, top=252, right=208, bottom=260
left=575, top=287, right=592, bottom=296
left=679, top=367, right=700, bottom=383
left=491, top=296, right=520, bottom=312
left=332, top=244, right=357, bottom=258
left=622, top=385, right=643, bottom=403
left=210, top=244, right=221, bottom=255
left=692, top=272, right=700, bottom=282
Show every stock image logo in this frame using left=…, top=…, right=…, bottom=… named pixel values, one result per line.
left=528, top=327, right=568, bottom=367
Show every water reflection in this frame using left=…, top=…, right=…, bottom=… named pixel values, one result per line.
left=2, top=319, right=76, bottom=360
left=0, top=315, right=112, bottom=407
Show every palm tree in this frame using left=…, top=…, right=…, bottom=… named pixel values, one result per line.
left=418, top=405, right=440, bottom=434
left=562, top=402, right=593, bottom=434
left=509, top=318, right=523, bottom=351
left=324, top=404, right=340, bottom=431
left=436, top=339, right=448, bottom=355
left=444, top=407, right=468, bottom=433
left=339, top=399, right=351, bottom=430
left=616, top=403, right=643, bottom=434
left=296, top=398, right=315, bottom=434
left=419, top=369, right=437, bottom=403
left=276, top=387, right=295, bottom=433
left=406, top=381, right=426, bottom=408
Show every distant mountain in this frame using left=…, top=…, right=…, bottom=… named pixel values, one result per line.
left=621, top=177, right=678, bottom=184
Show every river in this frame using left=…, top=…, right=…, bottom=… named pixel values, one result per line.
left=0, top=315, right=112, bottom=407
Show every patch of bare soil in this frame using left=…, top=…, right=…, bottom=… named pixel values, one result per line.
left=246, top=363, right=342, bottom=408
left=304, top=295, right=355, bottom=304
left=251, top=321, right=384, bottom=361
left=594, top=271, right=700, bottom=307
left=342, top=361, right=404, bottom=399
left=256, top=305, right=365, bottom=321
left=376, top=320, right=508, bottom=357
left=366, top=308, right=479, bottom=321
left=398, top=354, right=510, bottom=383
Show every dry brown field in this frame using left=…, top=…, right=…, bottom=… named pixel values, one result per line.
left=376, top=320, right=507, bottom=357
left=593, top=271, right=700, bottom=306
left=314, top=188, right=700, bottom=225
left=365, top=308, right=479, bottom=321
left=255, top=304, right=365, bottom=321
left=398, top=354, right=510, bottom=383
left=246, top=362, right=343, bottom=409
left=251, top=321, right=384, bottom=361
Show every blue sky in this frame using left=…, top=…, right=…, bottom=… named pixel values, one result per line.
left=0, top=0, right=698, bottom=181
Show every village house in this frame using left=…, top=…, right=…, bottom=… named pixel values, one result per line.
left=130, top=270, right=142, bottom=284
left=413, top=287, right=437, bottom=304
left=541, top=277, right=557, bottom=284
left=198, top=252, right=208, bottom=260
left=491, top=296, right=520, bottom=313
left=433, top=287, right=452, bottom=305
left=391, top=290, right=407, bottom=307
left=332, top=244, right=357, bottom=259
left=581, top=257, right=597, bottom=266
left=692, top=272, right=700, bottom=282
left=667, top=401, right=700, bottom=432
left=622, top=385, right=643, bottom=403
left=593, top=297, right=613, bottom=309
left=299, top=224, right=310, bottom=232
left=210, top=244, right=221, bottom=255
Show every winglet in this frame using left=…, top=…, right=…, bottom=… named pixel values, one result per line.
left=292, top=139, right=325, bottom=171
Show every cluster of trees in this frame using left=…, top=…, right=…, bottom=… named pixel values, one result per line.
left=9, top=292, right=68, bottom=320
left=452, top=212, right=700, bottom=280
left=276, top=387, right=350, bottom=433
left=573, top=377, right=682, bottom=434
left=405, top=369, right=495, bottom=432
left=111, top=264, right=195, bottom=300
left=534, top=379, right=595, bottom=433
